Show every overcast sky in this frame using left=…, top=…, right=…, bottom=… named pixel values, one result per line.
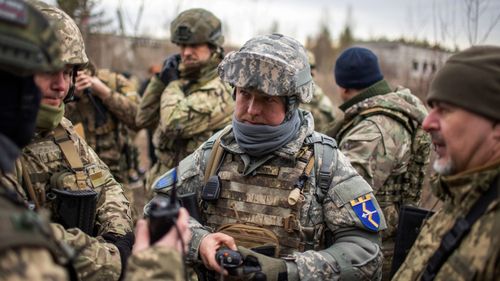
left=45, top=0, right=500, bottom=50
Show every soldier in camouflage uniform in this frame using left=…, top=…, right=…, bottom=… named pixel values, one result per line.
left=299, top=51, right=337, bottom=134
left=0, top=2, right=191, bottom=281
left=150, top=34, right=386, bottom=281
left=332, top=47, right=431, bottom=280
left=0, top=2, right=72, bottom=280
left=65, top=66, right=144, bottom=219
left=393, top=46, right=500, bottom=281
left=136, top=8, right=234, bottom=191
left=11, top=1, right=133, bottom=280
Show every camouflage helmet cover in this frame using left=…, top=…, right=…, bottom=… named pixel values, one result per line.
left=170, top=8, right=224, bottom=47
left=218, top=33, right=314, bottom=103
left=29, top=0, right=88, bottom=66
left=0, top=0, right=63, bottom=75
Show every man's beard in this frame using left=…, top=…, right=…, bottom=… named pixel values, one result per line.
left=433, top=158, right=456, bottom=175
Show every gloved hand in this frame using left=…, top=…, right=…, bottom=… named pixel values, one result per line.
left=232, top=246, right=288, bottom=281
left=158, top=54, right=181, bottom=85
left=102, top=232, right=135, bottom=280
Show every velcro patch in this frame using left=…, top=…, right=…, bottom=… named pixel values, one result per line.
left=350, top=194, right=380, bottom=231
left=0, top=0, right=27, bottom=25
left=153, top=168, right=177, bottom=191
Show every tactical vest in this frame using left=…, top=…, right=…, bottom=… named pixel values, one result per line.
left=21, top=122, right=102, bottom=234
left=337, top=107, right=430, bottom=208
left=0, top=184, right=77, bottom=280
left=201, top=130, right=337, bottom=256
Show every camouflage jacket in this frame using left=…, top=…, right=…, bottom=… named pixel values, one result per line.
left=125, top=246, right=184, bottom=281
left=14, top=117, right=133, bottom=236
left=65, top=69, right=141, bottom=184
left=0, top=134, right=69, bottom=281
left=335, top=81, right=430, bottom=239
left=0, top=134, right=182, bottom=281
left=138, top=64, right=234, bottom=190
left=299, top=83, right=337, bottom=134
left=153, top=111, right=386, bottom=281
left=0, top=189, right=69, bottom=281
left=152, top=71, right=234, bottom=168
left=393, top=161, right=500, bottom=281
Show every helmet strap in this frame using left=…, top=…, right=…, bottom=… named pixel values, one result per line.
left=63, top=65, right=78, bottom=103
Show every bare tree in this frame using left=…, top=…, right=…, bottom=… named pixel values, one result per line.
left=56, top=0, right=113, bottom=35
left=432, top=0, right=500, bottom=48
left=463, top=0, right=500, bottom=45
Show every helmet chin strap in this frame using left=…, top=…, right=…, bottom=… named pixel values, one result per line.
left=63, top=65, right=78, bottom=104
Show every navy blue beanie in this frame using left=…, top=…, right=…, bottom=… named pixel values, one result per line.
left=334, top=47, right=383, bottom=89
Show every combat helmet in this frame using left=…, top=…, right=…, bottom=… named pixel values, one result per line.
left=0, top=0, right=63, bottom=76
left=170, top=8, right=224, bottom=47
left=218, top=33, right=314, bottom=105
left=28, top=0, right=88, bottom=67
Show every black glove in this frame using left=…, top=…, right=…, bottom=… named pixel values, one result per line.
left=232, top=246, right=288, bottom=281
left=158, top=54, right=181, bottom=85
left=102, top=232, right=135, bottom=280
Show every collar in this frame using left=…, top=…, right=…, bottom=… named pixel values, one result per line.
left=339, top=80, right=392, bottom=112
left=432, top=159, right=500, bottom=207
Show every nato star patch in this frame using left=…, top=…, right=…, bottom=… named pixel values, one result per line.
left=350, top=194, right=380, bottom=231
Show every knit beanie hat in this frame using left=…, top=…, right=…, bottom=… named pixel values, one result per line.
left=334, top=47, right=384, bottom=89
left=428, top=45, right=500, bottom=121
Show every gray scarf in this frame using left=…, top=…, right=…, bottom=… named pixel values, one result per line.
left=232, top=109, right=301, bottom=158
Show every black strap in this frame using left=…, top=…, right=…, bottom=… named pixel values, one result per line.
left=421, top=176, right=498, bottom=281
left=305, top=132, right=337, bottom=203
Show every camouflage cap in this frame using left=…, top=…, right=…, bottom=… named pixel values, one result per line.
left=170, top=8, right=224, bottom=47
left=0, top=0, right=63, bottom=75
left=218, top=33, right=314, bottom=103
left=29, top=0, right=88, bottom=67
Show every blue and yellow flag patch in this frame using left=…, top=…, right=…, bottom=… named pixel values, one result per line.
left=350, top=194, right=380, bottom=231
left=153, top=168, right=177, bottom=191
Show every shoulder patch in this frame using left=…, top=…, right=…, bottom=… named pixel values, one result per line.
left=153, top=168, right=177, bottom=191
left=350, top=194, right=381, bottom=231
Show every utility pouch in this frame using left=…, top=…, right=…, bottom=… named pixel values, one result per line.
left=201, top=175, right=221, bottom=201
left=217, top=223, right=280, bottom=258
left=48, top=188, right=98, bottom=236
left=178, top=192, right=203, bottom=223
left=390, top=205, right=434, bottom=278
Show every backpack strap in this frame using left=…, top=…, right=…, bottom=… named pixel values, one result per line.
left=421, top=176, right=499, bottom=281
left=338, top=107, right=416, bottom=141
left=305, top=132, right=337, bottom=203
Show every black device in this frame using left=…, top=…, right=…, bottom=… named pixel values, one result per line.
left=48, top=188, right=98, bottom=236
left=148, top=195, right=180, bottom=244
left=215, top=248, right=243, bottom=268
left=201, top=175, right=221, bottom=201
left=390, top=205, right=434, bottom=278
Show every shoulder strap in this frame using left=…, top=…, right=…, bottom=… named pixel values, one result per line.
left=421, top=176, right=499, bottom=281
left=203, top=126, right=232, bottom=184
left=339, top=107, right=416, bottom=140
left=53, top=125, right=87, bottom=189
left=305, top=132, right=337, bottom=203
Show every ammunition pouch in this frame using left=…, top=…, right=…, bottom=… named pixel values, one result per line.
left=47, top=188, right=98, bottom=236
left=178, top=192, right=203, bottom=223
left=217, top=223, right=280, bottom=258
